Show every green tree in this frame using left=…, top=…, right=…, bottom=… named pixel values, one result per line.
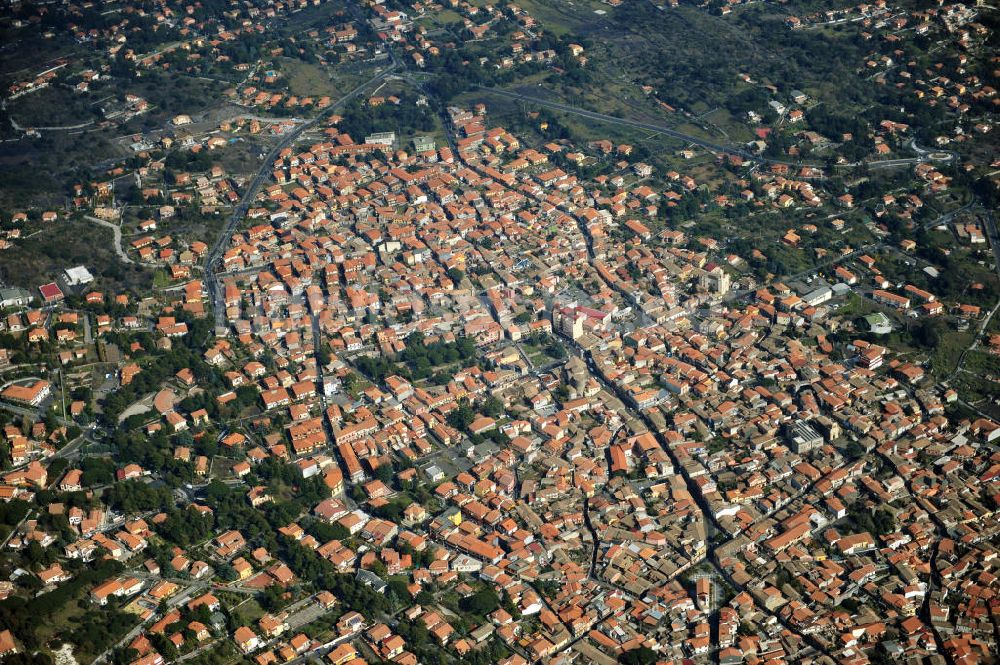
left=481, top=396, right=503, bottom=418
left=447, top=400, right=475, bottom=431
left=459, top=588, right=500, bottom=615
left=620, top=646, right=658, bottom=665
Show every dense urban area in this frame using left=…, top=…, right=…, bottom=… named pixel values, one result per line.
left=0, top=0, right=998, bottom=664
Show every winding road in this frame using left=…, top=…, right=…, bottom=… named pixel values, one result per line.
left=84, top=215, right=134, bottom=264
left=9, top=117, right=96, bottom=133
left=477, top=86, right=824, bottom=168
left=476, top=86, right=958, bottom=173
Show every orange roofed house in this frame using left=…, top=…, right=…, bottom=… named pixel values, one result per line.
left=1, top=380, right=51, bottom=407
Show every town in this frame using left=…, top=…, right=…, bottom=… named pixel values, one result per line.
left=0, top=0, right=997, bottom=665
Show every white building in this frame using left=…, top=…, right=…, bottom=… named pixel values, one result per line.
left=364, top=131, right=396, bottom=147
left=63, top=265, right=94, bottom=287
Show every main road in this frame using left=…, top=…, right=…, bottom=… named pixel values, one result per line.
left=476, top=86, right=957, bottom=172
left=204, top=64, right=398, bottom=332
left=476, top=86, right=823, bottom=168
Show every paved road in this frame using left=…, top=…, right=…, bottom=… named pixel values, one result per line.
left=9, top=115, right=95, bottom=133
left=84, top=215, right=134, bottom=264
left=51, top=432, right=89, bottom=460
left=478, top=87, right=958, bottom=174
left=907, top=138, right=958, bottom=162
left=865, top=154, right=953, bottom=170
left=285, top=597, right=330, bottom=631
left=476, top=86, right=820, bottom=168
left=93, top=579, right=211, bottom=664
left=0, top=509, right=33, bottom=549
left=582, top=496, right=600, bottom=580
left=204, top=65, right=397, bottom=332
left=0, top=401, right=40, bottom=420
left=0, top=376, right=44, bottom=392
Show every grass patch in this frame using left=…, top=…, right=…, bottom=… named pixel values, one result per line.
left=954, top=372, right=1000, bottom=405
left=929, top=331, right=973, bottom=377
left=279, top=58, right=345, bottom=98
left=231, top=598, right=265, bottom=627
left=34, top=598, right=86, bottom=649
left=835, top=293, right=877, bottom=319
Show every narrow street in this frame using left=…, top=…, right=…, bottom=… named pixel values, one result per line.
left=574, top=344, right=837, bottom=661
left=581, top=497, right=600, bottom=580
left=83, top=215, right=134, bottom=264
left=565, top=180, right=739, bottom=653
left=204, top=64, right=398, bottom=332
